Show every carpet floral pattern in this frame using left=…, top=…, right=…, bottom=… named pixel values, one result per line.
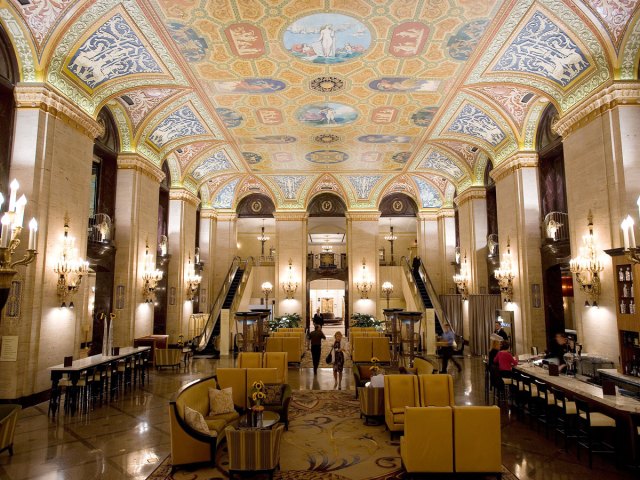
left=299, top=341, right=353, bottom=370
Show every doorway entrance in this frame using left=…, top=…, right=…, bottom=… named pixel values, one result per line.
left=310, top=278, right=346, bottom=336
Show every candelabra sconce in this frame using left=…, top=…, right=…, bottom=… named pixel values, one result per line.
left=452, top=251, right=469, bottom=300
left=381, top=281, right=393, bottom=309
left=257, top=220, right=270, bottom=256
left=384, top=221, right=397, bottom=265
left=355, top=258, right=373, bottom=299
left=281, top=258, right=298, bottom=299
left=185, top=254, right=202, bottom=301
left=0, top=179, right=38, bottom=311
left=142, top=241, right=163, bottom=303
left=54, top=215, right=88, bottom=308
left=571, top=211, right=605, bottom=307
left=494, top=237, right=515, bottom=303
left=261, top=281, right=273, bottom=305
left=621, top=197, right=640, bottom=264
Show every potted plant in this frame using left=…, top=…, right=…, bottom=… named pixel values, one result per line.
left=267, top=312, right=301, bottom=331
left=350, top=313, right=381, bottom=329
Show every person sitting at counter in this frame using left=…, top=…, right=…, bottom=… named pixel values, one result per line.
left=546, top=332, right=568, bottom=372
left=494, top=342, right=518, bottom=378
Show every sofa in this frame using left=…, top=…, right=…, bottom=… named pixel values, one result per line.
left=169, top=376, right=240, bottom=467
left=0, top=404, right=20, bottom=456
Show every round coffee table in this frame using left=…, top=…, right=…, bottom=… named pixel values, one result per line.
left=238, top=410, right=280, bottom=429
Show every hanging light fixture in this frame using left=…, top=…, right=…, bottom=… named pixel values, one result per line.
left=494, top=237, right=515, bottom=303
left=452, top=251, right=469, bottom=300
left=570, top=211, right=604, bottom=307
left=281, top=258, right=298, bottom=299
left=141, top=241, right=163, bottom=303
left=384, top=219, right=397, bottom=265
left=257, top=219, right=270, bottom=256
left=322, top=235, right=332, bottom=252
left=54, top=215, right=89, bottom=308
left=355, top=258, right=373, bottom=299
left=185, top=253, right=202, bottom=301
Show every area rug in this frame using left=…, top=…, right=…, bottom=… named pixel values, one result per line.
left=299, top=341, right=353, bottom=370
left=148, top=390, right=518, bottom=480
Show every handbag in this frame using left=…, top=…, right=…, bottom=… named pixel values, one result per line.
left=325, top=351, right=333, bottom=364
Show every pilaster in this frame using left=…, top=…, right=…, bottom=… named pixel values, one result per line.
left=436, top=208, right=457, bottom=295
left=454, top=187, right=489, bottom=294
left=346, top=211, right=380, bottom=319
left=417, top=212, right=442, bottom=293
left=273, top=211, right=307, bottom=320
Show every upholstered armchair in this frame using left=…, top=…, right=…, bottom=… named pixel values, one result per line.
left=384, top=374, right=419, bottom=436
left=226, top=423, right=285, bottom=480
left=353, top=364, right=372, bottom=398
left=262, top=384, right=292, bottom=430
left=419, top=374, right=454, bottom=407
left=263, top=352, right=288, bottom=383
left=0, top=404, right=20, bottom=456
left=453, top=406, right=501, bottom=474
left=155, top=348, right=182, bottom=370
left=401, top=406, right=453, bottom=473
left=237, top=352, right=263, bottom=368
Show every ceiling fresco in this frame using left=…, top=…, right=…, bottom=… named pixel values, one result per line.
left=2, top=0, right=639, bottom=210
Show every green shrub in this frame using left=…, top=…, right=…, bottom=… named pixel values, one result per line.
left=350, top=313, right=381, bottom=328
left=268, top=312, right=301, bottom=331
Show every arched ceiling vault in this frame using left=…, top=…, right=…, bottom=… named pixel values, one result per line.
left=1, top=0, right=638, bottom=211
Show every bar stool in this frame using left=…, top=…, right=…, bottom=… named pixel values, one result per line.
left=575, top=398, right=616, bottom=468
left=533, top=380, right=555, bottom=436
left=550, top=387, right=577, bottom=451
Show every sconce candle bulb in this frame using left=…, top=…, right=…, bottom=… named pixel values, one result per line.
left=281, top=259, right=298, bottom=299
left=494, top=238, right=515, bottom=303
left=570, top=211, right=604, bottom=307
left=54, top=216, right=89, bottom=308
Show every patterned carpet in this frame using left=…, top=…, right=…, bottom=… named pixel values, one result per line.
left=299, top=341, right=353, bottom=370
left=149, top=390, right=517, bottom=480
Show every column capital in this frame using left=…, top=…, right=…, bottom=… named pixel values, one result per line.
left=436, top=208, right=456, bottom=220
left=418, top=211, right=438, bottom=221
left=454, top=187, right=486, bottom=207
left=490, top=152, right=538, bottom=183
left=200, top=208, right=217, bottom=219
left=169, top=188, right=200, bottom=207
left=554, top=81, right=640, bottom=138
left=14, top=83, right=103, bottom=139
left=273, top=211, right=308, bottom=221
left=117, top=154, right=164, bottom=183
left=345, top=211, right=380, bottom=221
left=214, top=211, right=237, bottom=221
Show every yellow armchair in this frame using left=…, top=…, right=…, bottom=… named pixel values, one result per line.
left=419, top=374, right=454, bottom=407
left=352, top=337, right=372, bottom=363
left=0, top=404, right=20, bottom=456
left=263, top=351, right=288, bottom=383
left=237, top=352, right=262, bottom=368
left=453, top=406, right=502, bottom=474
left=216, top=368, right=248, bottom=410
left=401, top=406, right=453, bottom=473
left=384, top=374, right=419, bottom=435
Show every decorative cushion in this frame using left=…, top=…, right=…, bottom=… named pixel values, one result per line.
left=262, top=383, right=285, bottom=406
left=185, top=406, right=210, bottom=436
left=209, top=387, right=235, bottom=415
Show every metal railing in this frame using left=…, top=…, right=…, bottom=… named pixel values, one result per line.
left=88, top=213, right=113, bottom=243
left=542, top=211, right=569, bottom=242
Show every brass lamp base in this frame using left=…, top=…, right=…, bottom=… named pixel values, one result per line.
left=0, top=268, right=17, bottom=312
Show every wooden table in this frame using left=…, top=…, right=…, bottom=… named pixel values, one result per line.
left=48, top=346, right=151, bottom=416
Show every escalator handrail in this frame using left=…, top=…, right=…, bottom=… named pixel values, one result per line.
left=196, top=255, right=244, bottom=351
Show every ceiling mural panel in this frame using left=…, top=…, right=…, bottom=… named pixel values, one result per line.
left=148, top=105, right=207, bottom=149
left=418, top=149, right=465, bottom=179
left=174, top=142, right=211, bottom=172
left=10, top=0, right=75, bottom=52
left=118, top=88, right=178, bottom=130
left=345, top=175, right=384, bottom=200
left=190, top=150, right=235, bottom=181
left=472, top=85, right=540, bottom=132
left=412, top=176, right=444, bottom=209
left=582, top=0, right=640, bottom=49
left=213, top=177, right=240, bottom=209
left=447, top=103, right=507, bottom=147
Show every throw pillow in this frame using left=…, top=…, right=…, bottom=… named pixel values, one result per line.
left=184, top=406, right=210, bottom=436
left=262, top=383, right=284, bottom=405
left=209, top=387, right=235, bottom=415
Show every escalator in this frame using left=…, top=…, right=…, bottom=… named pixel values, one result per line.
left=411, top=269, right=443, bottom=336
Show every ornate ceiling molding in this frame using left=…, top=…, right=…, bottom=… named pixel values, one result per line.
left=200, top=208, right=217, bottom=219
left=169, top=188, right=200, bottom=207
left=117, top=153, right=164, bottom=183
left=417, top=211, right=438, bottom=221
left=345, top=211, right=381, bottom=222
left=436, top=208, right=456, bottom=220
left=14, top=82, right=103, bottom=138
left=553, top=81, right=640, bottom=138
left=454, top=186, right=487, bottom=207
left=0, top=7, right=36, bottom=81
left=489, top=151, right=539, bottom=183
left=273, top=211, right=308, bottom=221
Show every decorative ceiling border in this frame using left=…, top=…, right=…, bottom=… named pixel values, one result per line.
left=46, top=0, right=188, bottom=115
left=0, top=7, right=36, bottom=81
left=410, top=143, right=472, bottom=184
left=337, top=174, right=389, bottom=210
left=105, top=100, right=133, bottom=153
left=620, top=14, right=640, bottom=79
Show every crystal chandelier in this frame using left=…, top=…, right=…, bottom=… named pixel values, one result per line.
left=54, top=215, right=89, bottom=308
left=570, top=212, right=604, bottom=307
left=494, top=237, right=515, bottom=303
left=185, top=254, right=202, bottom=301
left=281, top=258, right=298, bottom=299
left=452, top=251, right=469, bottom=300
left=355, top=258, right=373, bottom=299
left=141, top=241, right=163, bottom=303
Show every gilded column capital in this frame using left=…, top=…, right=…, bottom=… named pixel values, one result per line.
left=418, top=211, right=438, bottom=221
left=200, top=208, right=217, bottom=219
left=117, top=154, right=164, bottom=183
left=554, top=82, right=640, bottom=138
left=436, top=208, right=456, bottom=220
left=14, top=83, right=103, bottom=139
left=490, top=152, right=538, bottom=183
left=345, top=211, right=381, bottom=221
left=169, top=188, right=200, bottom=207
left=273, top=211, right=308, bottom=221
left=454, top=187, right=486, bottom=207
left=215, top=211, right=237, bottom=221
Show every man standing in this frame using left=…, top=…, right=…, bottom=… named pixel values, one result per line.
left=307, top=324, right=326, bottom=375
left=313, top=308, right=324, bottom=327
left=494, top=321, right=508, bottom=341
left=440, top=324, right=462, bottom=373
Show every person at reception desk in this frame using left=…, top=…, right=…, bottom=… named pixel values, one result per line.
left=545, top=332, right=568, bottom=372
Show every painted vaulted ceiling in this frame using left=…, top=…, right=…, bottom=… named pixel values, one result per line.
left=2, top=0, right=639, bottom=210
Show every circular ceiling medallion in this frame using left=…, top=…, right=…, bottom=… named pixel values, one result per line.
left=242, top=152, right=263, bottom=164
left=283, top=13, right=372, bottom=64
left=310, top=76, right=345, bottom=93
left=313, top=133, right=341, bottom=144
left=305, top=150, right=349, bottom=164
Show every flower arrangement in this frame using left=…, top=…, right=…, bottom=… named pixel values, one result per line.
left=250, top=380, right=266, bottom=411
left=369, top=356, right=381, bottom=375
left=351, top=313, right=382, bottom=328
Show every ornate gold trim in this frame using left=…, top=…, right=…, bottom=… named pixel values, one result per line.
left=169, top=188, right=200, bottom=207
left=489, top=152, right=538, bottom=183
left=214, top=211, right=237, bottom=221
left=418, top=212, right=439, bottom=221
left=14, top=83, right=103, bottom=139
left=199, top=208, right=217, bottom=219
left=554, top=82, right=640, bottom=138
left=345, top=211, right=381, bottom=221
left=273, top=211, right=308, bottom=221
left=454, top=187, right=487, bottom=207
left=117, top=154, right=164, bottom=183
left=436, top=208, right=456, bottom=220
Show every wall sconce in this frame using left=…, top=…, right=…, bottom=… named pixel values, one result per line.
left=494, top=237, right=515, bottom=303
left=454, top=246, right=461, bottom=265
left=142, top=241, right=163, bottom=303
left=381, top=281, right=393, bottom=308
left=281, top=258, right=298, bottom=299
left=185, top=254, right=201, bottom=301
left=0, top=179, right=38, bottom=312
left=54, top=215, right=89, bottom=308
left=570, top=211, right=604, bottom=307
left=257, top=219, right=270, bottom=256
left=621, top=196, right=640, bottom=264
left=355, top=258, right=373, bottom=299
left=261, top=281, right=273, bottom=304
left=453, top=251, right=469, bottom=300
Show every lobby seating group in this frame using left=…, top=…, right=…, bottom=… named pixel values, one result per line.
left=350, top=334, right=391, bottom=363
left=266, top=334, right=303, bottom=364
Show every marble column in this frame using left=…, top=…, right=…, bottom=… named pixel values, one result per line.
left=490, top=153, right=545, bottom=355
left=166, top=189, right=199, bottom=343
left=437, top=208, right=457, bottom=295
left=417, top=212, right=442, bottom=293
left=1, top=84, right=101, bottom=397
left=112, top=154, right=163, bottom=346
left=198, top=209, right=216, bottom=315
left=346, top=212, right=380, bottom=319
left=554, top=84, right=640, bottom=362
left=210, top=212, right=237, bottom=298
left=274, top=211, right=307, bottom=319
left=454, top=187, right=489, bottom=294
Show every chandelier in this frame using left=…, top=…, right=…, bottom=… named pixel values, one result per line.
left=257, top=219, right=270, bottom=255
left=142, top=241, right=163, bottom=303
left=281, top=258, right=298, bottom=299
left=384, top=220, right=397, bottom=265
left=570, top=212, right=604, bottom=307
left=381, top=281, right=393, bottom=308
left=452, top=251, right=469, bottom=300
left=355, top=258, right=373, bottom=299
left=185, top=254, right=202, bottom=301
left=54, top=215, right=89, bottom=308
left=0, top=179, right=38, bottom=311
left=494, top=237, right=515, bottom=303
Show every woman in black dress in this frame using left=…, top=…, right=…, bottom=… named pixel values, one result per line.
left=332, top=331, right=349, bottom=389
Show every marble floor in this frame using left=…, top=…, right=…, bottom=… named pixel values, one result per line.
left=0, top=355, right=636, bottom=480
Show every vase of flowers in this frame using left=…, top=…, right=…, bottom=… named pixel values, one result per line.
left=368, top=357, right=384, bottom=387
left=250, top=380, right=266, bottom=427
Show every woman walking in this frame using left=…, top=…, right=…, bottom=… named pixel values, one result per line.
left=331, top=331, right=349, bottom=389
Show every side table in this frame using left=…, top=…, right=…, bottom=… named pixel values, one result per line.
left=358, top=386, right=385, bottom=425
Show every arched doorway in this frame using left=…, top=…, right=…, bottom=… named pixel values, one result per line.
left=0, top=23, right=17, bottom=196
